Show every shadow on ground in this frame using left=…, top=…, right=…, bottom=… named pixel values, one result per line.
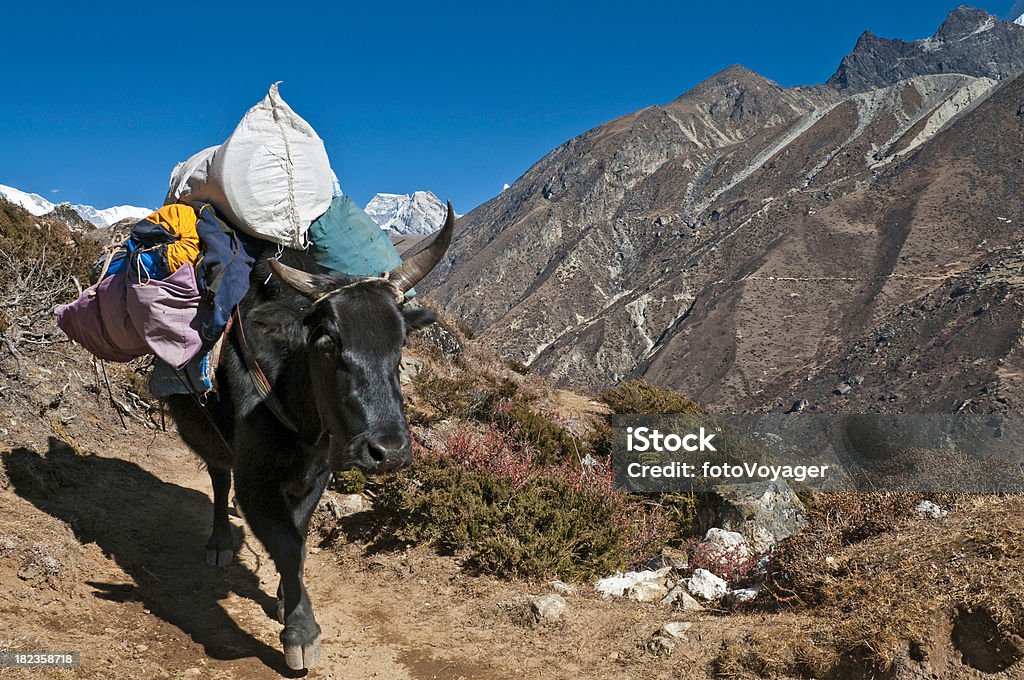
left=3, top=437, right=299, bottom=677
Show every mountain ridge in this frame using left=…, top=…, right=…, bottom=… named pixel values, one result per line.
left=419, top=6, right=1024, bottom=413
left=0, top=184, right=151, bottom=229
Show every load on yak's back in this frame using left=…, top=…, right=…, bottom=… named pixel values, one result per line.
left=56, top=83, right=423, bottom=396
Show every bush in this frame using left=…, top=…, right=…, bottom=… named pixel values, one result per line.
left=411, top=366, right=581, bottom=465
left=374, top=455, right=627, bottom=581
left=690, top=540, right=757, bottom=586
left=598, top=380, right=704, bottom=415
left=371, top=426, right=675, bottom=581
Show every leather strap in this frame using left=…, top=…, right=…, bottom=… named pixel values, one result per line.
left=232, top=308, right=299, bottom=433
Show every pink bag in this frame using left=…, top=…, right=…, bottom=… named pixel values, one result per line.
left=56, top=264, right=204, bottom=369
left=56, top=273, right=150, bottom=362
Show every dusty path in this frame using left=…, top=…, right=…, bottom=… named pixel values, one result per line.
left=0, top=434, right=752, bottom=680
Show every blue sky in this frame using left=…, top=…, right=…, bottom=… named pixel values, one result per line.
left=0, top=1, right=1015, bottom=213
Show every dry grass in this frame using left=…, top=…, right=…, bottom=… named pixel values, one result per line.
left=759, top=493, right=1024, bottom=675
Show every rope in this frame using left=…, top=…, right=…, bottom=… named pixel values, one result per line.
left=310, top=271, right=404, bottom=306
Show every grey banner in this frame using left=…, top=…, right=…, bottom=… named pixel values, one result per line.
left=612, top=414, right=1024, bottom=493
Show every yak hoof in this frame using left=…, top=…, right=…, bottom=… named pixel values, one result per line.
left=206, top=548, right=234, bottom=567
left=284, top=635, right=321, bottom=670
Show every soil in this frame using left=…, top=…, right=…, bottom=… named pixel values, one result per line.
left=0, top=427, right=786, bottom=680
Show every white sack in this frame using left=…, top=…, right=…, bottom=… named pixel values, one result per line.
left=166, top=83, right=333, bottom=249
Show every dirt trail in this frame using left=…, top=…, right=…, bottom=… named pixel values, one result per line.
left=0, top=434, right=744, bottom=680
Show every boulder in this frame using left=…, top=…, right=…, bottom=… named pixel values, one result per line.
left=595, top=567, right=671, bottom=598
left=696, top=480, right=806, bottom=553
left=531, top=594, right=568, bottom=623
left=687, top=568, right=729, bottom=601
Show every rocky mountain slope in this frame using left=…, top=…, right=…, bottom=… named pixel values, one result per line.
left=828, top=6, right=1024, bottom=92
left=421, top=6, right=1024, bottom=412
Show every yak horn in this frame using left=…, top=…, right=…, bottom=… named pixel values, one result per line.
left=388, top=201, right=456, bottom=293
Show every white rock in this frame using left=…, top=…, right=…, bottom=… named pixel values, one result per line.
left=687, top=568, right=729, bottom=601
left=703, top=528, right=751, bottom=555
left=627, top=580, right=670, bottom=602
left=322, top=492, right=368, bottom=518
left=595, top=567, right=671, bottom=597
left=915, top=500, right=946, bottom=519
left=727, top=587, right=759, bottom=605
left=531, top=594, right=568, bottom=623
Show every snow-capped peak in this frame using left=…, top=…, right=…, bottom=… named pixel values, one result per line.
left=1008, top=0, right=1024, bottom=25
left=0, top=184, right=56, bottom=217
left=0, top=184, right=152, bottom=228
left=364, top=191, right=455, bottom=236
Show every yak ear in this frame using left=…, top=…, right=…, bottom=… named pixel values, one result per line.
left=269, top=259, right=332, bottom=299
left=402, top=306, right=437, bottom=332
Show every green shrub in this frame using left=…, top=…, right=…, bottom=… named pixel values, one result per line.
left=487, top=401, right=581, bottom=466
left=373, top=455, right=628, bottom=581
left=332, top=469, right=368, bottom=494
left=599, top=380, right=704, bottom=415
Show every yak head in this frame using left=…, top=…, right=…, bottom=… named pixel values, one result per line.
left=268, top=202, right=455, bottom=473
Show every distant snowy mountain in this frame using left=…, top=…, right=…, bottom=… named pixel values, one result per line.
left=364, top=191, right=454, bottom=236
left=1009, top=0, right=1024, bottom=24
left=0, top=184, right=152, bottom=228
left=0, top=185, right=57, bottom=217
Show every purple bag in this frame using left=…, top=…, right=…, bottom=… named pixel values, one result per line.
left=56, top=264, right=204, bottom=369
left=56, top=273, right=150, bottom=362
left=125, top=264, right=203, bottom=369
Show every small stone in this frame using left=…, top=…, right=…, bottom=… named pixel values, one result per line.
left=531, top=594, right=568, bottom=623
left=726, top=588, right=759, bottom=605
left=914, top=500, right=946, bottom=519
left=647, top=634, right=677, bottom=656
left=786, top=399, right=808, bottom=414
left=321, top=492, right=367, bottom=518
left=627, top=580, right=669, bottom=603
left=662, top=586, right=705, bottom=611
left=398, top=357, right=423, bottom=385
left=835, top=384, right=852, bottom=396
left=687, top=568, right=729, bottom=601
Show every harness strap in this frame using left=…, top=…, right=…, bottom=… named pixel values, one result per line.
left=232, top=308, right=300, bottom=433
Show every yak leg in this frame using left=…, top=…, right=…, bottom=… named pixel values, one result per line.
left=206, top=466, right=235, bottom=566
left=235, top=440, right=326, bottom=671
left=164, top=395, right=236, bottom=566
left=275, top=462, right=330, bottom=623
